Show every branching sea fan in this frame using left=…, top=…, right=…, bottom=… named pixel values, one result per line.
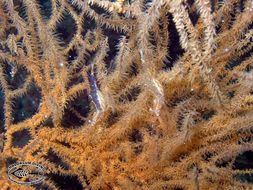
left=0, top=0, right=253, bottom=189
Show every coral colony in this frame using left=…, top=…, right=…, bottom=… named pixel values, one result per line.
left=0, top=0, right=253, bottom=189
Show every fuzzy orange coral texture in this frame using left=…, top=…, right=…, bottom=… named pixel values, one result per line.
left=0, top=0, right=253, bottom=189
